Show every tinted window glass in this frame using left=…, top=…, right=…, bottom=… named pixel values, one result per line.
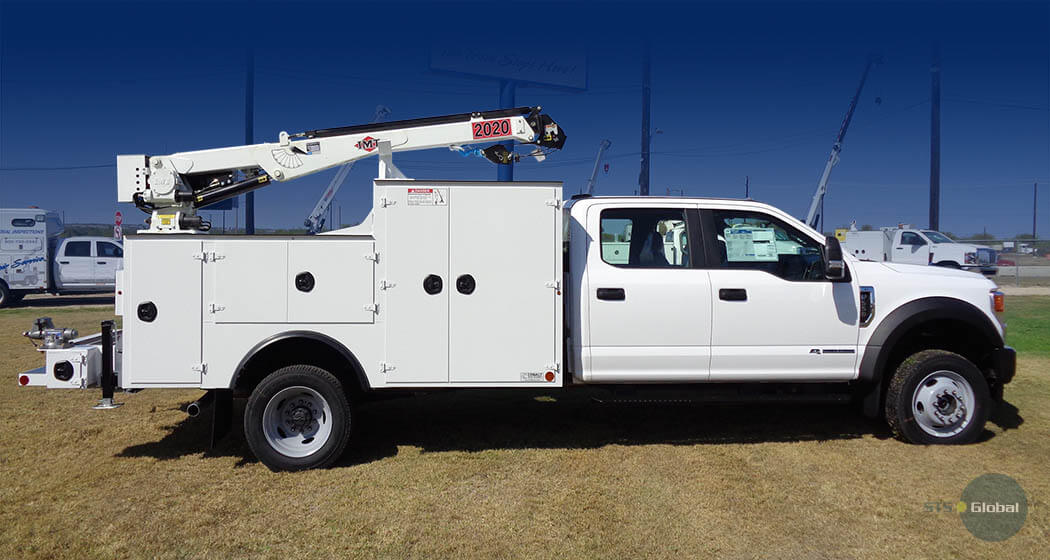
left=97, top=242, right=123, bottom=258
left=11, top=218, right=35, bottom=227
left=900, top=232, right=926, bottom=246
left=600, top=208, right=689, bottom=268
left=710, top=210, right=825, bottom=281
left=64, top=241, right=91, bottom=257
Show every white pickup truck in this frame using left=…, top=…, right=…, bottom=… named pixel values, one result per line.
left=18, top=185, right=1016, bottom=471
left=0, top=208, right=123, bottom=307
left=841, top=226, right=998, bottom=275
left=16, top=108, right=1016, bottom=471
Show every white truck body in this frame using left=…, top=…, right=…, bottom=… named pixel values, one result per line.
left=842, top=227, right=997, bottom=274
left=15, top=108, right=1016, bottom=470
left=0, top=209, right=123, bottom=306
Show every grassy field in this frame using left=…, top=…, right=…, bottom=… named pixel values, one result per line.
left=1, top=298, right=1048, bottom=558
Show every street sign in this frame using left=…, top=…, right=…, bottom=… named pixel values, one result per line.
left=115, top=211, right=123, bottom=226
left=113, top=225, right=123, bottom=239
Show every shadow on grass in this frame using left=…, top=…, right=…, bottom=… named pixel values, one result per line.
left=118, top=388, right=909, bottom=467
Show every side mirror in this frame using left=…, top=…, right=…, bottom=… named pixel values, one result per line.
left=824, top=235, right=847, bottom=281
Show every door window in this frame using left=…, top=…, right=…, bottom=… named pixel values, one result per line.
left=709, top=210, right=824, bottom=281
left=97, top=242, right=123, bottom=258
left=600, top=208, right=690, bottom=267
left=63, top=241, right=91, bottom=257
left=900, top=232, right=926, bottom=246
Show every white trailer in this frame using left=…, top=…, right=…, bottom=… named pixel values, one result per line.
left=18, top=107, right=1016, bottom=471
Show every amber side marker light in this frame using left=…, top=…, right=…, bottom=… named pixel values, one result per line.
left=992, top=290, right=1005, bottom=313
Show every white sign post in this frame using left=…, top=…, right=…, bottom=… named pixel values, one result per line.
left=114, top=211, right=123, bottom=239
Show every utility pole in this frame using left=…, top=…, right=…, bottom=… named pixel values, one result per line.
left=1034, top=182, right=1039, bottom=239
left=929, top=46, right=941, bottom=231
left=244, top=48, right=256, bottom=235
left=745, top=176, right=750, bottom=198
left=639, top=40, right=651, bottom=196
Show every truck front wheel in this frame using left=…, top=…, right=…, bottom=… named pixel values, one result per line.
left=244, top=365, right=352, bottom=471
left=885, top=349, right=990, bottom=444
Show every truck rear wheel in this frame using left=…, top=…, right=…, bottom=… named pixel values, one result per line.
left=885, top=349, right=990, bottom=444
left=0, top=283, right=9, bottom=308
left=244, top=365, right=352, bottom=471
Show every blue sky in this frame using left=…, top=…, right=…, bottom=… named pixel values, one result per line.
left=1, top=1, right=1047, bottom=237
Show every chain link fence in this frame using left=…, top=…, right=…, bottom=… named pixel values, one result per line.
left=955, top=238, right=1050, bottom=287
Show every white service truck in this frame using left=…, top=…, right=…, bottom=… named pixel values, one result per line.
left=841, top=226, right=998, bottom=275
left=1, top=208, right=123, bottom=307
left=17, top=107, right=1015, bottom=471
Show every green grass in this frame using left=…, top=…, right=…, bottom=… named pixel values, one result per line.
left=1003, top=296, right=1050, bottom=355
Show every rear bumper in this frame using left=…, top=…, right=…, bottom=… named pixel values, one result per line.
left=990, top=346, right=1016, bottom=385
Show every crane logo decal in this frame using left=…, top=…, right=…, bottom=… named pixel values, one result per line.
left=355, top=136, right=379, bottom=152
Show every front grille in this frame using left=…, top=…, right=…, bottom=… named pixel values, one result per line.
left=977, top=248, right=997, bottom=265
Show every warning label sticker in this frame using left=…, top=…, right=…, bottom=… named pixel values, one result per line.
left=407, top=188, right=447, bottom=206
left=520, top=372, right=544, bottom=382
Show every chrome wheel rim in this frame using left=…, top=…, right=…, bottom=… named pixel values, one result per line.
left=911, top=370, right=975, bottom=438
left=262, top=386, right=333, bottom=458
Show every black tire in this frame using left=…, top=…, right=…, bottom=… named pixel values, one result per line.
left=0, top=282, right=9, bottom=308
left=8, top=292, right=25, bottom=304
left=244, top=365, right=352, bottom=471
left=885, top=349, right=990, bottom=445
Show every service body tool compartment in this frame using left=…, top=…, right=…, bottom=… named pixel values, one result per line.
left=121, top=236, right=203, bottom=386
left=375, top=180, right=563, bottom=386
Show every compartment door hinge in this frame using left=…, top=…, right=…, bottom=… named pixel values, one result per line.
left=545, top=363, right=560, bottom=372
left=208, top=303, right=226, bottom=314
left=379, top=361, right=396, bottom=373
left=545, top=280, right=560, bottom=290
left=364, top=252, right=379, bottom=263
left=191, top=363, right=207, bottom=375
left=545, top=199, right=561, bottom=209
left=379, top=197, right=396, bottom=208
left=379, top=280, right=396, bottom=290
left=193, top=251, right=224, bottom=263
left=363, top=303, right=379, bottom=313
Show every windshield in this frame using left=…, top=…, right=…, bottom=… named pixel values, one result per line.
left=922, top=231, right=954, bottom=244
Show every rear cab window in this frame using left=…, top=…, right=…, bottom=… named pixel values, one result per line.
left=600, top=208, right=691, bottom=268
left=63, top=241, right=92, bottom=257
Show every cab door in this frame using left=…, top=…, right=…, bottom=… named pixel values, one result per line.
left=894, top=231, right=930, bottom=265
left=583, top=204, right=712, bottom=382
left=56, top=240, right=93, bottom=286
left=703, top=208, right=859, bottom=380
left=94, top=240, right=123, bottom=287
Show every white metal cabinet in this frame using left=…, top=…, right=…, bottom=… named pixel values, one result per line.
left=379, top=184, right=450, bottom=383
left=122, top=237, right=202, bottom=385
left=287, top=239, right=375, bottom=324
left=204, top=240, right=288, bottom=323
left=448, top=185, right=561, bottom=383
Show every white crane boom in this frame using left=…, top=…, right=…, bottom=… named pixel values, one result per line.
left=583, top=139, right=612, bottom=195
left=804, top=56, right=879, bottom=231
left=304, top=106, right=391, bottom=234
left=116, top=107, right=566, bottom=232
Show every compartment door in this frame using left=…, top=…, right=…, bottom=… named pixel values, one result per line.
left=448, top=186, right=560, bottom=383
left=123, top=239, right=202, bottom=385
left=381, top=187, right=450, bottom=383
left=204, top=240, right=288, bottom=323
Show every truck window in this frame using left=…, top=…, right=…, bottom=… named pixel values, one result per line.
left=709, top=210, right=824, bottom=281
left=11, top=218, right=36, bottom=227
left=63, top=241, right=91, bottom=257
left=921, top=231, right=953, bottom=244
left=900, top=232, right=926, bottom=246
left=97, top=242, right=123, bottom=258
left=600, top=208, right=689, bottom=268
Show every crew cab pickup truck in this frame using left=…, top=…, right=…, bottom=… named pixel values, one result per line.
left=18, top=183, right=1015, bottom=471
left=841, top=226, right=998, bottom=275
left=1, top=208, right=123, bottom=307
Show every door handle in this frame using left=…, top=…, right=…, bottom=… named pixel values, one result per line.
left=58, top=260, right=69, bottom=264
left=719, top=288, right=747, bottom=301
left=97, top=261, right=107, bottom=265
left=596, top=288, right=625, bottom=301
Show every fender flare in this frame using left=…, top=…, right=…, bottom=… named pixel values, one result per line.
left=857, top=297, right=1002, bottom=418
left=230, top=330, right=371, bottom=392
left=859, top=296, right=1003, bottom=386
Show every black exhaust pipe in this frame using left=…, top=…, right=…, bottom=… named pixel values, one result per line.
left=186, top=390, right=215, bottom=418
